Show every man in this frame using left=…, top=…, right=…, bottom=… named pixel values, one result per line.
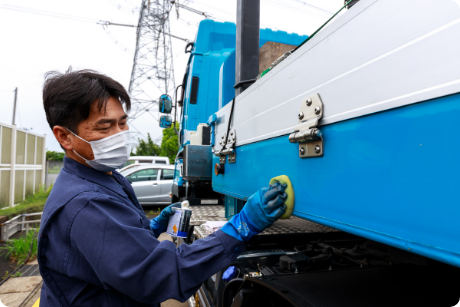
left=39, top=68, right=287, bottom=306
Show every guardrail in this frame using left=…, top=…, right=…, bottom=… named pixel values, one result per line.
left=0, top=212, right=42, bottom=242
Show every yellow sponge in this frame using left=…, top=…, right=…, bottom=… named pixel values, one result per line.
left=269, top=175, right=294, bottom=219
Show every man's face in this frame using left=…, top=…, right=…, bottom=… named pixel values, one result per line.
left=53, top=96, right=129, bottom=167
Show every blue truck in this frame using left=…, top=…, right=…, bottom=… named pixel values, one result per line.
left=161, top=1, right=460, bottom=306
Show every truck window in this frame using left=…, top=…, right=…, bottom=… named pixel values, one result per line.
left=155, top=161, right=166, bottom=164
left=190, top=76, right=199, bottom=104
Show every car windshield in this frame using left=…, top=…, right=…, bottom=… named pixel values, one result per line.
left=126, top=168, right=159, bottom=183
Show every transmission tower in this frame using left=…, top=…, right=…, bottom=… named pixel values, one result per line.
left=128, top=0, right=176, bottom=144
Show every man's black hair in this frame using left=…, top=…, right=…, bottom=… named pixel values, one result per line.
left=43, top=67, right=131, bottom=134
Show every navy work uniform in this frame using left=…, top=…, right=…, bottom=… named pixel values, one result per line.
left=38, top=157, right=245, bottom=306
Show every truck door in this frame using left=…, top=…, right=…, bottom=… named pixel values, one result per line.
left=127, top=168, right=160, bottom=204
left=158, top=169, right=174, bottom=204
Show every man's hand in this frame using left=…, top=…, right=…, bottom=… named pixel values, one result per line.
left=150, top=202, right=181, bottom=237
left=221, top=182, right=287, bottom=242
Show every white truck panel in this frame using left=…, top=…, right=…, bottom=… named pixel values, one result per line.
left=213, top=0, right=460, bottom=150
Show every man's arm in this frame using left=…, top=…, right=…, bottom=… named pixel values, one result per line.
left=70, top=196, right=245, bottom=304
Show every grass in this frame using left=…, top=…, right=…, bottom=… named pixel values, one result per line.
left=0, top=185, right=52, bottom=219
left=0, top=229, right=38, bottom=264
left=2, top=271, right=22, bottom=279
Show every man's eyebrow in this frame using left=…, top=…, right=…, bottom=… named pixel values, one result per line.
left=95, top=114, right=128, bottom=125
left=95, top=118, right=115, bottom=125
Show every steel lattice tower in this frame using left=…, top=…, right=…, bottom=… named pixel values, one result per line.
left=128, top=0, right=176, bottom=143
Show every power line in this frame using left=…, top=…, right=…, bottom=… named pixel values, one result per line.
left=101, top=24, right=135, bottom=53
left=285, top=0, right=334, bottom=15
left=107, top=0, right=141, bottom=14
left=1, top=4, right=99, bottom=23
left=97, top=21, right=137, bottom=27
left=0, top=4, right=190, bottom=55
left=171, top=1, right=212, bottom=18
left=99, top=20, right=190, bottom=41
left=264, top=0, right=331, bottom=18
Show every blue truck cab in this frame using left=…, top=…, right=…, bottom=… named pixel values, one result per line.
left=171, top=19, right=307, bottom=204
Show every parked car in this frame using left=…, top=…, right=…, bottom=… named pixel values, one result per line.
left=118, top=163, right=143, bottom=175
left=122, top=165, right=174, bottom=205
left=122, top=156, right=170, bottom=169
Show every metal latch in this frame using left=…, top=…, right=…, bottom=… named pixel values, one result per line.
left=289, top=93, right=324, bottom=158
left=216, top=129, right=236, bottom=164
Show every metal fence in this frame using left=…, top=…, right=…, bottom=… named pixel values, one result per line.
left=0, top=123, right=46, bottom=208
left=0, top=212, right=42, bottom=242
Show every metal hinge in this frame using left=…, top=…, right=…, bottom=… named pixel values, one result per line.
left=289, top=93, right=324, bottom=158
left=216, top=129, right=236, bottom=164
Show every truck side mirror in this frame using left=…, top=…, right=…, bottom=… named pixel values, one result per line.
left=159, top=94, right=172, bottom=114
left=159, top=115, right=172, bottom=128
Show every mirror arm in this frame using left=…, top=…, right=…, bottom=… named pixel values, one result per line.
left=174, top=84, right=182, bottom=148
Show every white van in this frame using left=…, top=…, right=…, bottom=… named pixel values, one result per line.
left=122, top=156, right=170, bottom=168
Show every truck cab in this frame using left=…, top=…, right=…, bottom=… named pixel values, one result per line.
left=171, top=19, right=307, bottom=205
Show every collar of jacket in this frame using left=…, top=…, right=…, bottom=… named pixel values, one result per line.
left=62, top=156, right=127, bottom=198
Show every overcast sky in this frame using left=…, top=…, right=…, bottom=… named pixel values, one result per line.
left=0, top=0, right=342, bottom=152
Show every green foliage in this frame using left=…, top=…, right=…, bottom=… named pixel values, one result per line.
left=2, top=271, right=9, bottom=280
left=130, top=125, right=178, bottom=164
left=48, top=166, right=61, bottom=174
left=131, top=133, right=161, bottom=156
left=0, top=185, right=52, bottom=219
left=46, top=151, right=65, bottom=161
left=0, top=229, right=38, bottom=263
left=160, top=123, right=179, bottom=164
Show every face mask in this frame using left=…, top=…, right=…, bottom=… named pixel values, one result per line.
left=66, top=129, right=130, bottom=172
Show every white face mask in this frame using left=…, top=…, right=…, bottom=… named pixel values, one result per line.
left=66, top=129, right=130, bottom=172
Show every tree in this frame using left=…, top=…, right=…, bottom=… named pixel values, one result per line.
left=46, top=150, right=65, bottom=161
left=131, top=133, right=161, bottom=156
left=160, top=123, right=179, bottom=164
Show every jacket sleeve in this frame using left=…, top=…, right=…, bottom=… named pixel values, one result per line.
left=69, top=196, right=245, bottom=304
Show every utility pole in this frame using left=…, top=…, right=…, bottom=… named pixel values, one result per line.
left=127, top=0, right=176, bottom=145
left=12, top=87, right=18, bottom=125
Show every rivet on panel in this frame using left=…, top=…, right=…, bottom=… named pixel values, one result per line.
left=315, top=145, right=321, bottom=154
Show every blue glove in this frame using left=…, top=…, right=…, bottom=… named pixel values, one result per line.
left=150, top=202, right=181, bottom=238
left=222, top=266, right=237, bottom=282
left=221, top=182, right=287, bottom=242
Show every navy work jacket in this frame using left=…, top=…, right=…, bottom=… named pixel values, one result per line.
left=38, top=157, right=245, bottom=307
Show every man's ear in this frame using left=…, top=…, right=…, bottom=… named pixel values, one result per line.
left=53, top=126, right=73, bottom=151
